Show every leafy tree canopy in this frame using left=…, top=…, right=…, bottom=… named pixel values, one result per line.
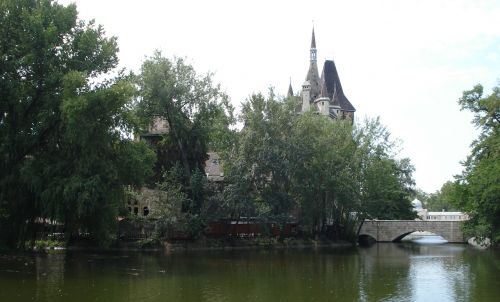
left=136, top=52, right=235, bottom=184
left=425, top=181, right=460, bottom=212
left=454, top=83, right=500, bottom=243
left=223, top=92, right=416, bottom=241
left=0, top=0, right=155, bottom=247
left=134, top=52, right=235, bottom=237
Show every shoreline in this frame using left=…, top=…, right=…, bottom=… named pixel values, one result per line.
left=62, top=238, right=355, bottom=253
left=0, top=237, right=355, bottom=254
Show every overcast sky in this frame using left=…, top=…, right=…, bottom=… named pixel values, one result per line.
left=59, top=0, right=500, bottom=193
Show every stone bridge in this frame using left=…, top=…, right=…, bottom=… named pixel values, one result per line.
left=358, top=220, right=466, bottom=243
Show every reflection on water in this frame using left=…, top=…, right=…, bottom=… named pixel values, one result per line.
left=0, top=243, right=499, bottom=302
left=411, top=235, right=448, bottom=245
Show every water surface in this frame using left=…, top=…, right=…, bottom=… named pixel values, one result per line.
left=0, top=243, right=499, bottom=301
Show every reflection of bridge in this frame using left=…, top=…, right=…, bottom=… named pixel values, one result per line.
left=358, top=220, right=466, bottom=243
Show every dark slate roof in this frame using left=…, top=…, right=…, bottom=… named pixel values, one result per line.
left=319, top=76, right=329, bottom=98
left=320, top=60, right=355, bottom=112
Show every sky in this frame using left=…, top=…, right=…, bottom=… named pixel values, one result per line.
left=59, top=0, right=500, bottom=193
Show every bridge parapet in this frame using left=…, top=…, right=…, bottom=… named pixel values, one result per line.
left=358, top=220, right=465, bottom=243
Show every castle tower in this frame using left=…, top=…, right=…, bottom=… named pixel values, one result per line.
left=304, top=27, right=321, bottom=106
left=297, top=27, right=356, bottom=120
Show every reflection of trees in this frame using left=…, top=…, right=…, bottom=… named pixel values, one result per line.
left=35, top=253, right=66, bottom=301
left=0, top=254, right=39, bottom=301
left=2, top=247, right=497, bottom=301
left=463, top=249, right=500, bottom=301
left=153, top=248, right=364, bottom=302
left=357, top=243, right=412, bottom=301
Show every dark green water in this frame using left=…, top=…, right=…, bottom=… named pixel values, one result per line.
left=1, top=243, right=499, bottom=302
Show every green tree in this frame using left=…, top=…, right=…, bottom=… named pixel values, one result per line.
left=426, top=181, right=459, bottom=211
left=225, top=95, right=416, bottom=240
left=455, top=83, right=500, bottom=243
left=354, top=118, right=416, bottom=220
left=290, top=112, right=359, bottom=239
left=0, top=0, right=155, bottom=247
left=226, top=92, right=362, bottom=239
left=136, top=52, right=233, bottom=183
left=135, top=52, right=234, bottom=236
left=225, top=92, right=298, bottom=228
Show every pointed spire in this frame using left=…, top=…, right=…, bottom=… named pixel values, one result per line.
left=310, top=26, right=317, bottom=62
left=306, top=26, right=320, bottom=100
left=287, top=77, right=294, bottom=97
left=311, top=27, right=316, bottom=49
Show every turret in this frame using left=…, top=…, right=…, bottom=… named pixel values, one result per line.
left=315, top=97, right=330, bottom=116
left=301, top=80, right=311, bottom=113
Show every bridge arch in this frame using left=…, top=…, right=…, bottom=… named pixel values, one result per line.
left=358, top=220, right=465, bottom=243
left=392, top=231, right=417, bottom=242
left=358, top=234, right=377, bottom=245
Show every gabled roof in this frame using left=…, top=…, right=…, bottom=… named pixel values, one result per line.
left=320, top=60, right=356, bottom=112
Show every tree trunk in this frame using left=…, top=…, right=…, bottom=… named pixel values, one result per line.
left=175, top=136, right=191, bottom=180
left=164, top=109, right=191, bottom=180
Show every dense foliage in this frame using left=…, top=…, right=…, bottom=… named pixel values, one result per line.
left=419, top=181, right=460, bottom=212
left=0, top=0, right=155, bottom=247
left=454, top=83, right=500, bottom=243
left=0, top=0, right=418, bottom=247
left=221, top=93, right=416, bottom=240
left=135, top=53, right=235, bottom=237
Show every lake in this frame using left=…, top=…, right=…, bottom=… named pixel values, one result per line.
left=1, top=242, right=499, bottom=302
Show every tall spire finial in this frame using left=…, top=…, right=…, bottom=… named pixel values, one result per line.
left=310, top=25, right=317, bottom=62
left=311, top=25, right=316, bottom=48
